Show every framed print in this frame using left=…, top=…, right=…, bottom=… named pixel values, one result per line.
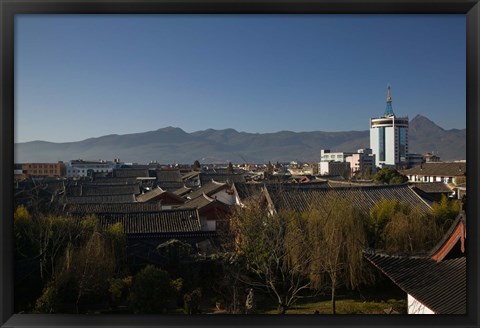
left=1, top=1, right=479, bottom=327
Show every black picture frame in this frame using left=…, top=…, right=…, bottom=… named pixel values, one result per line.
left=1, top=1, right=479, bottom=327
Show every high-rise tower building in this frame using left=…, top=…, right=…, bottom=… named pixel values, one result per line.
left=370, top=85, right=409, bottom=168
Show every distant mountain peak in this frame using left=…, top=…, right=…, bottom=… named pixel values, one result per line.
left=410, top=114, right=444, bottom=132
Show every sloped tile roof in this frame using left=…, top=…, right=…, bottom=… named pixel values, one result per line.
left=157, top=181, right=186, bottom=191
left=179, top=193, right=215, bottom=210
left=411, top=182, right=453, bottom=194
left=114, top=168, right=150, bottom=178
left=185, top=181, right=228, bottom=200
left=233, top=182, right=265, bottom=201
left=65, top=194, right=136, bottom=204
left=135, top=187, right=165, bottom=202
left=97, top=209, right=201, bottom=234
left=64, top=202, right=162, bottom=216
left=181, top=171, right=200, bottom=180
left=265, top=183, right=431, bottom=217
left=199, top=173, right=246, bottom=186
left=93, top=177, right=139, bottom=184
left=429, top=211, right=466, bottom=260
left=172, top=186, right=192, bottom=197
left=155, top=170, right=182, bottom=182
left=135, top=187, right=185, bottom=204
left=401, top=162, right=466, bottom=177
left=364, top=252, right=466, bottom=314
left=81, top=184, right=141, bottom=196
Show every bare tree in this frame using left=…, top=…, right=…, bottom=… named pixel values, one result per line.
left=229, top=197, right=312, bottom=314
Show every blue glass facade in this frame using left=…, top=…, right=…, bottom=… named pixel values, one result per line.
left=379, top=127, right=385, bottom=162
left=399, top=127, right=407, bottom=162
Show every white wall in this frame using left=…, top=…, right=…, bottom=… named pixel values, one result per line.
left=407, top=294, right=435, bottom=314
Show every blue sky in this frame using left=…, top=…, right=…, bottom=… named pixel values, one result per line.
left=15, top=14, right=465, bottom=143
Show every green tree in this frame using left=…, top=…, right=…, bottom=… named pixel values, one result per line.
left=128, top=265, right=177, bottom=314
left=384, top=207, right=442, bottom=253
left=431, top=194, right=461, bottom=231
left=367, top=199, right=409, bottom=250
left=306, top=193, right=371, bottom=314
left=374, top=167, right=408, bottom=185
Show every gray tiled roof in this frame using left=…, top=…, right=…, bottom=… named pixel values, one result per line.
left=411, top=182, right=453, bottom=194
left=93, top=177, right=139, bottom=184
left=185, top=181, right=228, bottom=200
left=199, top=173, right=246, bottom=186
left=64, top=202, right=162, bottom=216
left=172, top=186, right=192, bottom=197
left=157, top=181, right=186, bottom=191
left=114, top=168, right=150, bottom=178
left=179, top=193, right=215, bottom=210
left=97, top=209, right=201, bottom=234
left=81, top=184, right=141, bottom=196
left=364, top=252, right=466, bottom=314
left=135, top=187, right=165, bottom=203
left=265, top=183, right=431, bottom=217
left=65, top=194, right=136, bottom=204
left=233, top=183, right=265, bottom=201
left=155, top=170, right=182, bottom=182
left=401, top=162, right=466, bottom=177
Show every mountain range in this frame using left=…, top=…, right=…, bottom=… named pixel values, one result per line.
left=15, top=115, right=466, bottom=164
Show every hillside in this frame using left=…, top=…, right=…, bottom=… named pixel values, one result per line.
left=15, top=115, right=465, bottom=164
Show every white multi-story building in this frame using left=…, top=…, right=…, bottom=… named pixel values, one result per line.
left=345, top=148, right=376, bottom=175
left=66, top=159, right=121, bottom=178
left=320, top=148, right=375, bottom=176
left=370, top=85, right=409, bottom=168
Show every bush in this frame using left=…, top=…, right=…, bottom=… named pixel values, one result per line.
left=128, top=265, right=177, bottom=314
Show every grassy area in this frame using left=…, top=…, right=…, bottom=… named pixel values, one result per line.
left=260, top=298, right=407, bottom=314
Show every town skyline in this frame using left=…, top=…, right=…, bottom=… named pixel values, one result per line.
left=15, top=14, right=465, bottom=143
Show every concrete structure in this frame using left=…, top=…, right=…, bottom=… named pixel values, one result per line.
left=370, top=85, right=409, bottom=168
left=345, top=148, right=376, bottom=175
left=66, top=159, right=120, bottom=178
left=17, top=162, right=66, bottom=178
left=319, top=161, right=350, bottom=176
left=407, top=153, right=424, bottom=168
left=320, top=149, right=375, bottom=176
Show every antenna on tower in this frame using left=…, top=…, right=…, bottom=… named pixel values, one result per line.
left=384, top=83, right=395, bottom=117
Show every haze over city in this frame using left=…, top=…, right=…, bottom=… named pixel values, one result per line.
left=15, top=14, right=465, bottom=143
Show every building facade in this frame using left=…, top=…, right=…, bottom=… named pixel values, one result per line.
left=370, top=85, right=409, bottom=168
left=17, top=162, right=66, bottom=178
left=66, top=159, right=120, bottom=178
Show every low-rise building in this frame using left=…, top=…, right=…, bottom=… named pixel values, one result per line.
left=17, top=162, right=66, bottom=178
left=66, top=159, right=119, bottom=178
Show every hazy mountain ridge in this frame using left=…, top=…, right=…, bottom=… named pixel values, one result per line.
left=15, top=115, right=466, bottom=164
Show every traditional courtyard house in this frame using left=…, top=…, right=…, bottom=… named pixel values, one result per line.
left=264, top=183, right=431, bottom=218
left=97, top=209, right=216, bottom=268
left=63, top=194, right=136, bottom=204
left=185, top=180, right=236, bottom=205
left=181, top=171, right=201, bottom=187
left=364, top=212, right=466, bottom=314
left=231, top=182, right=266, bottom=206
left=135, top=186, right=186, bottom=209
left=401, top=162, right=466, bottom=185
left=155, top=169, right=185, bottom=190
left=410, top=182, right=455, bottom=204
left=179, top=194, right=233, bottom=232
left=172, top=185, right=193, bottom=197
left=80, top=183, right=141, bottom=196
left=113, top=167, right=151, bottom=179
left=199, top=173, right=247, bottom=187
left=63, top=202, right=162, bottom=217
